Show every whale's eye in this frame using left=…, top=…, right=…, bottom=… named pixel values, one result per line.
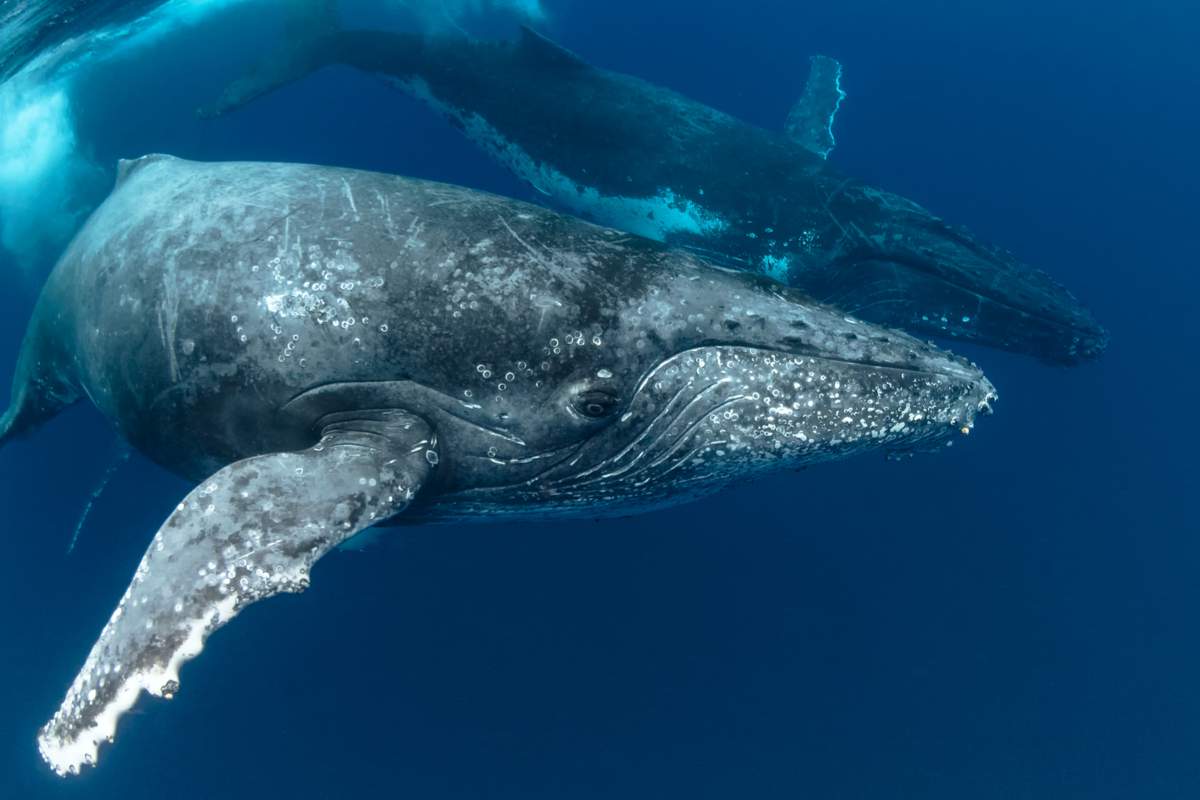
left=573, top=389, right=620, bottom=419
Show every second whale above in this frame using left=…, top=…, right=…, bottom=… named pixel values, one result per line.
left=204, top=21, right=1107, bottom=365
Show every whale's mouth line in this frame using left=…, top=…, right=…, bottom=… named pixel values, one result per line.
left=691, top=342, right=978, bottom=384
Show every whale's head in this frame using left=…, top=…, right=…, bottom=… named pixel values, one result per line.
left=432, top=245, right=996, bottom=518
left=805, top=182, right=1108, bottom=366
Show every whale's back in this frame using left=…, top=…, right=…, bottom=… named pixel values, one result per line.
left=2, top=155, right=669, bottom=477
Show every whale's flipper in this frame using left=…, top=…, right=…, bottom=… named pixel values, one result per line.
left=0, top=407, right=15, bottom=451
left=38, top=411, right=437, bottom=776
left=785, top=55, right=846, bottom=159
left=197, top=0, right=341, bottom=119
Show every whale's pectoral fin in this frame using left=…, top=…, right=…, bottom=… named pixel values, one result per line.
left=197, top=0, right=340, bottom=119
left=197, top=39, right=332, bottom=119
left=37, top=410, right=436, bottom=777
left=785, top=55, right=846, bottom=159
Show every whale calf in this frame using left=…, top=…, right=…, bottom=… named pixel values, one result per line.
left=204, top=22, right=1107, bottom=365
left=0, top=156, right=994, bottom=775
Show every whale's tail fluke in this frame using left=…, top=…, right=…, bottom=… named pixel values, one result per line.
left=0, top=367, right=80, bottom=452
left=1, top=291, right=83, bottom=453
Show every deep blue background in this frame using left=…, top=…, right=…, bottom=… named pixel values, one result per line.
left=1, top=0, right=1197, bottom=796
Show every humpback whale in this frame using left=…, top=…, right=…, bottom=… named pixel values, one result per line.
left=1, top=156, right=994, bottom=775
left=204, top=23, right=1108, bottom=365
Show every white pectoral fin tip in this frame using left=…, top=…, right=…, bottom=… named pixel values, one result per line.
left=38, top=595, right=238, bottom=777
left=39, top=417, right=431, bottom=776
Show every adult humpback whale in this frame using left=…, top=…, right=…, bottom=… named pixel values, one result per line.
left=1, top=156, right=994, bottom=775
left=203, top=23, right=1108, bottom=365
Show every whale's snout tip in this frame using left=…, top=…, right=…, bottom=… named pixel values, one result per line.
left=948, top=365, right=998, bottom=443
left=966, top=374, right=998, bottom=426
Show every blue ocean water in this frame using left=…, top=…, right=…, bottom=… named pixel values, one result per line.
left=0, top=0, right=1196, bottom=797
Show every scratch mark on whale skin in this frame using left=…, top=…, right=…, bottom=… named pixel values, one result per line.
left=158, top=257, right=182, bottom=384
left=341, top=178, right=359, bottom=221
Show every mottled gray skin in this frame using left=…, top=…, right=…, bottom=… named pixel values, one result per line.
left=1, top=156, right=993, bottom=775
left=205, top=26, right=1107, bottom=365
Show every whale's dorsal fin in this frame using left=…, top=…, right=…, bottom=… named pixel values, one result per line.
left=785, top=55, right=846, bottom=159
left=517, top=25, right=588, bottom=72
left=37, top=410, right=437, bottom=775
left=115, top=153, right=177, bottom=187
